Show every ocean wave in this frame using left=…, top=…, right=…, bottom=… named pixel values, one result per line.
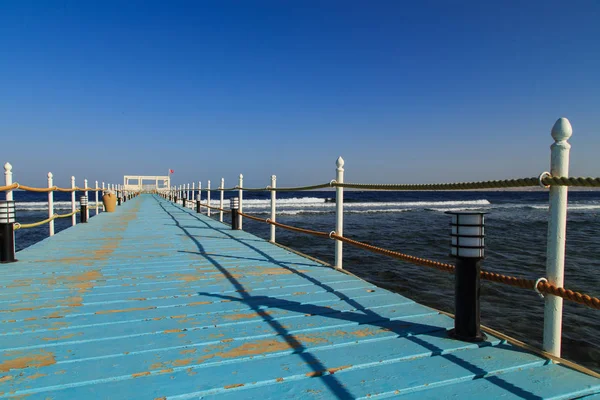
left=427, top=207, right=492, bottom=213
left=250, top=208, right=412, bottom=216
left=204, top=198, right=491, bottom=209
left=16, top=201, right=100, bottom=211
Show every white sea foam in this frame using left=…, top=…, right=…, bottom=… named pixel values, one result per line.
left=208, top=198, right=491, bottom=209
left=428, top=207, right=491, bottom=213
left=16, top=201, right=99, bottom=211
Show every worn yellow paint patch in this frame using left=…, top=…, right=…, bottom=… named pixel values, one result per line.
left=0, top=350, right=56, bottom=372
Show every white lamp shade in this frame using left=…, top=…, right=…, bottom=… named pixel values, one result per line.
left=447, top=211, right=486, bottom=258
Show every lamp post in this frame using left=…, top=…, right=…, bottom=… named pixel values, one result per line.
left=446, top=211, right=487, bottom=342
left=230, top=197, right=240, bottom=230
left=0, top=201, right=16, bottom=263
left=80, top=196, right=88, bottom=223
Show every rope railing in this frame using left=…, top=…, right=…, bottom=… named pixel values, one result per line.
left=204, top=204, right=231, bottom=213
left=334, top=176, right=600, bottom=191
left=14, top=210, right=80, bottom=230
left=187, top=176, right=600, bottom=194
left=1, top=184, right=104, bottom=193
left=235, top=210, right=600, bottom=311
left=238, top=211, right=329, bottom=237
left=162, top=118, right=600, bottom=358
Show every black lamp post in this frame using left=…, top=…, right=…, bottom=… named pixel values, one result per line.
left=230, top=197, right=240, bottom=230
left=0, top=201, right=16, bottom=263
left=80, top=196, right=88, bottom=223
left=446, top=211, right=487, bottom=342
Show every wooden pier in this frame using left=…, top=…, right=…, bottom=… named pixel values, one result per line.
left=1, top=194, right=599, bottom=399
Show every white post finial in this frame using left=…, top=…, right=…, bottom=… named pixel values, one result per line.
left=551, top=117, right=573, bottom=142
left=238, top=174, right=244, bottom=229
left=4, top=162, right=14, bottom=201
left=270, top=175, right=276, bottom=243
left=48, top=172, right=55, bottom=236
left=543, top=117, right=572, bottom=357
left=335, top=156, right=344, bottom=269
left=71, top=176, right=76, bottom=226
left=219, top=178, right=224, bottom=222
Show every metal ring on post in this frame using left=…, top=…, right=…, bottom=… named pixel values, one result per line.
left=538, top=172, right=551, bottom=188
left=329, top=231, right=336, bottom=239
left=329, top=179, right=337, bottom=187
left=534, top=277, right=548, bottom=298
left=266, top=218, right=271, bottom=223
left=13, top=222, right=21, bottom=230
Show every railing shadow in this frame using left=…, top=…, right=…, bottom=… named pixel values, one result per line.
left=155, top=196, right=541, bottom=399
left=155, top=197, right=357, bottom=398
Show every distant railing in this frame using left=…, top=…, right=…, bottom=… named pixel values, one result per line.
left=165, top=117, right=600, bottom=359
left=0, top=162, right=133, bottom=239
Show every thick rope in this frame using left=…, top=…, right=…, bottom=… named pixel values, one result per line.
left=214, top=182, right=332, bottom=192
left=233, top=214, right=600, bottom=310
left=200, top=204, right=231, bottom=213
left=15, top=185, right=57, bottom=193
left=332, top=233, right=600, bottom=310
left=14, top=216, right=56, bottom=230
left=238, top=211, right=330, bottom=238
left=0, top=183, right=19, bottom=191
left=334, top=176, right=600, bottom=191
left=331, top=233, right=456, bottom=272
left=269, top=183, right=332, bottom=192
left=13, top=209, right=80, bottom=229
left=0, top=183, right=103, bottom=193
left=54, top=210, right=79, bottom=218
left=543, top=176, right=600, bottom=187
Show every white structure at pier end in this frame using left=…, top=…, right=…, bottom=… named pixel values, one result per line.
left=123, top=175, right=171, bottom=193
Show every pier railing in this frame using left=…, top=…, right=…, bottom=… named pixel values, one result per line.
left=0, top=162, right=128, bottom=235
left=166, top=117, right=599, bottom=358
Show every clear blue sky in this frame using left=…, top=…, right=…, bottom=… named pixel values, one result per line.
left=1, top=1, right=599, bottom=188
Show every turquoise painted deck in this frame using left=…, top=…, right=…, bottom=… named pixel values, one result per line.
left=1, top=194, right=598, bottom=399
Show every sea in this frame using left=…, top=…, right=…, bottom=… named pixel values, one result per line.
left=8, top=189, right=600, bottom=373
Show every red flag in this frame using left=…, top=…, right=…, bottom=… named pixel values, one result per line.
left=169, top=169, right=174, bottom=174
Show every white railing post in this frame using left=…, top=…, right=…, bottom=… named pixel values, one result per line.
left=48, top=172, right=55, bottom=236
left=102, top=182, right=105, bottom=211
left=220, top=178, right=224, bottom=222
left=4, top=163, right=13, bottom=201
left=198, top=182, right=202, bottom=212
left=95, top=181, right=99, bottom=214
left=192, top=182, right=195, bottom=206
left=335, top=157, right=344, bottom=269
left=84, top=179, right=89, bottom=220
left=187, top=183, right=191, bottom=206
left=238, top=174, right=243, bottom=229
left=270, top=175, right=276, bottom=243
left=71, top=176, right=76, bottom=226
left=207, top=180, right=211, bottom=217
left=543, top=117, right=572, bottom=357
